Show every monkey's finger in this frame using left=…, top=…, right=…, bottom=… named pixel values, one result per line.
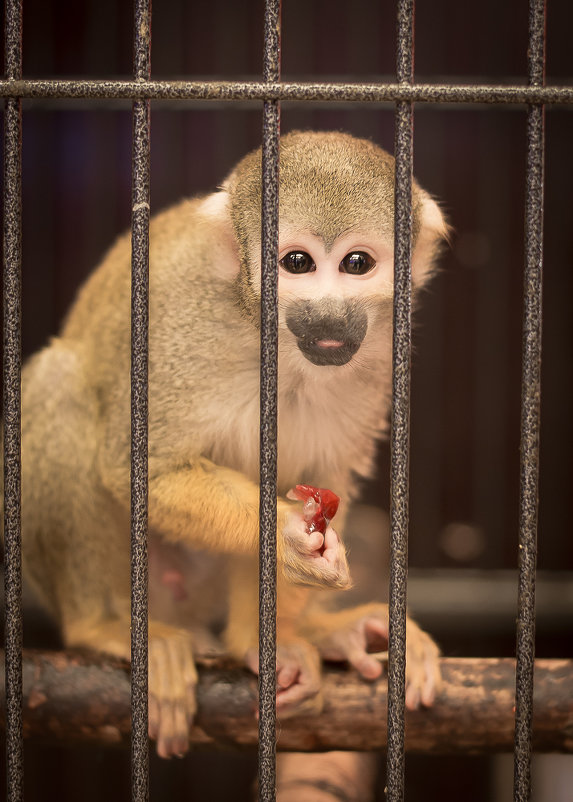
left=322, top=525, right=340, bottom=556
left=341, top=628, right=384, bottom=680
left=404, top=653, right=424, bottom=711
left=150, top=642, right=178, bottom=757
left=348, top=650, right=384, bottom=681
left=308, top=533, right=326, bottom=555
left=245, top=647, right=260, bottom=676
left=277, top=661, right=300, bottom=690
left=148, top=642, right=166, bottom=743
left=168, top=636, right=197, bottom=751
left=405, top=678, right=422, bottom=711
left=284, top=511, right=324, bottom=555
left=320, top=527, right=351, bottom=588
left=148, top=693, right=160, bottom=742
left=363, top=617, right=389, bottom=652
left=175, top=639, right=198, bottom=725
left=321, top=527, right=347, bottom=567
left=420, top=647, right=442, bottom=708
left=405, top=645, right=440, bottom=710
left=276, top=674, right=321, bottom=713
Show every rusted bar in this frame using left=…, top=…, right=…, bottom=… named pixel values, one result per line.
left=3, top=653, right=573, bottom=754
left=0, top=79, right=572, bottom=105
left=130, top=1, right=152, bottom=801
left=513, top=2, right=546, bottom=801
left=387, top=1, right=415, bottom=800
left=3, top=0, right=24, bottom=800
left=258, top=1, right=281, bottom=799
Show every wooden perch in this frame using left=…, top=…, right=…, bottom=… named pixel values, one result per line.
left=1, top=651, right=572, bottom=753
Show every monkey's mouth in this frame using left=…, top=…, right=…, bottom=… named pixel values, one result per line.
left=297, top=337, right=363, bottom=366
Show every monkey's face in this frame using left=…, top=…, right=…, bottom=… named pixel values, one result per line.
left=277, top=231, right=394, bottom=368
left=226, top=131, right=449, bottom=361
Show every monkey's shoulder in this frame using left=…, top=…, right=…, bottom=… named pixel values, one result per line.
left=62, top=193, right=237, bottom=342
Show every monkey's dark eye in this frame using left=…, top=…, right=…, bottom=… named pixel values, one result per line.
left=280, top=251, right=316, bottom=274
left=340, top=251, right=376, bottom=275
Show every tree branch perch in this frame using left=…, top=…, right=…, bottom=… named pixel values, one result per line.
left=1, top=651, right=572, bottom=753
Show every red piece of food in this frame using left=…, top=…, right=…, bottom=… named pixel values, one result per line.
left=287, top=484, right=340, bottom=534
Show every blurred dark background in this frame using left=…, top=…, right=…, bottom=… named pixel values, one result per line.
left=1, top=0, right=572, bottom=799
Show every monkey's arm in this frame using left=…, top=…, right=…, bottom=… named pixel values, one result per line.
left=103, top=454, right=350, bottom=589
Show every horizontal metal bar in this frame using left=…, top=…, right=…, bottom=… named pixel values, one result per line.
left=0, top=79, right=572, bottom=105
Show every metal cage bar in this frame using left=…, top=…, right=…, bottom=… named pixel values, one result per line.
left=513, top=1, right=546, bottom=801
left=130, top=0, right=152, bottom=800
left=258, top=2, right=281, bottom=799
left=3, top=1, right=23, bottom=800
left=0, top=79, right=571, bottom=105
left=387, top=2, right=415, bottom=801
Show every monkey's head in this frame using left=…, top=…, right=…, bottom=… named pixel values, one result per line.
left=223, top=130, right=448, bottom=370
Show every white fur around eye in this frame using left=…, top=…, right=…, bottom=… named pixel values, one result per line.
left=276, top=233, right=394, bottom=300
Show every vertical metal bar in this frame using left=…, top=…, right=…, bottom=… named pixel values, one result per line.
left=387, top=1, right=414, bottom=800
left=513, top=2, right=545, bottom=800
left=131, top=0, right=151, bottom=800
left=258, top=0, right=281, bottom=800
left=3, top=1, right=24, bottom=800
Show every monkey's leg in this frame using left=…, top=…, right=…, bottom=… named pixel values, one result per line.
left=65, top=616, right=197, bottom=758
left=128, top=456, right=351, bottom=589
left=20, top=344, right=197, bottom=758
left=300, top=602, right=442, bottom=709
left=225, top=559, right=324, bottom=716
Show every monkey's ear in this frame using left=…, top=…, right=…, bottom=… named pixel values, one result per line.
left=411, top=192, right=451, bottom=286
left=197, top=190, right=241, bottom=280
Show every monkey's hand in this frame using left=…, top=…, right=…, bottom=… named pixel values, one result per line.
left=279, top=505, right=351, bottom=590
left=246, top=638, right=324, bottom=717
left=148, top=624, right=198, bottom=758
left=301, top=602, right=441, bottom=709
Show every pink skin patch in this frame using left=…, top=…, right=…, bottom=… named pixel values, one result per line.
left=160, top=569, right=188, bottom=602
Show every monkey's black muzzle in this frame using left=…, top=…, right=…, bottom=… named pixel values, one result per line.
left=285, top=298, right=368, bottom=367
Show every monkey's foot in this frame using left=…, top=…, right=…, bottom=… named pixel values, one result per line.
left=403, top=615, right=442, bottom=709
left=306, top=602, right=441, bottom=709
left=282, top=511, right=351, bottom=590
left=246, top=638, right=324, bottom=717
left=148, top=625, right=198, bottom=758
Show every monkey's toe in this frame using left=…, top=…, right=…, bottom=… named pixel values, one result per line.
left=405, top=624, right=441, bottom=710
left=275, top=640, right=323, bottom=717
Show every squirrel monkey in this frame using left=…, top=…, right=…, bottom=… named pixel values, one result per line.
left=15, top=131, right=447, bottom=757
